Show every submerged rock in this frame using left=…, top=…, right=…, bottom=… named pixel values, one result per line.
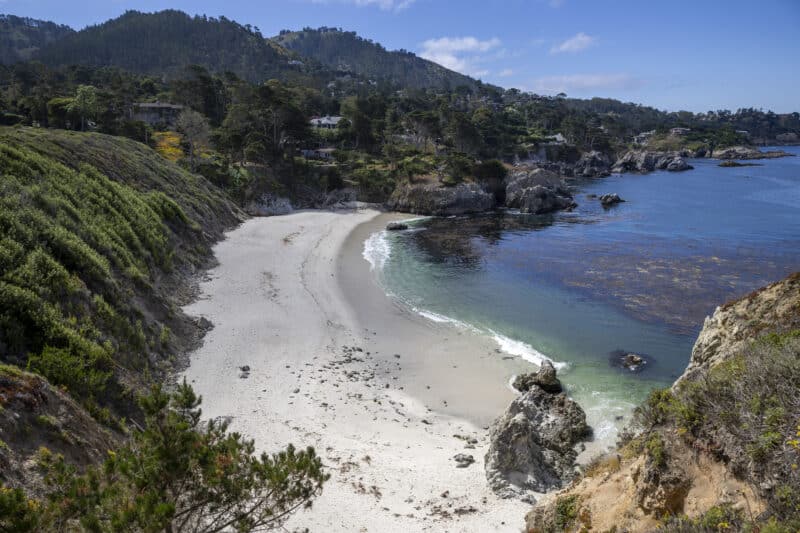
left=486, top=363, right=590, bottom=500
left=609, top=350, right=650, bottom=373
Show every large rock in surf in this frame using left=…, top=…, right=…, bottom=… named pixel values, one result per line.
left=386, top=181, right=495, bottom=216
left=486, top=362, right=590, bottom=501
left=505, top=169, right=576, bottom=215
left=599, top=193, right=625, bottom=207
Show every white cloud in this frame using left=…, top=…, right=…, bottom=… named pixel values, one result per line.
left=550, top=32, right=596, bottom=54
left=499, top=69, right=515, bottom=77
left=310, top=0, right=415, bottom=11
left=532, top=73, right=643, bottom=94
left=419, top=36, right=501, bottom=77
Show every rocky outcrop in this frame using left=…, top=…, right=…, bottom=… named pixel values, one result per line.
left=713, top=145, right=794, bottom=160
left=386, top=181, right=496, bottom=216
left=611, top=151, right=693, bottom=173
left=524, top=273, right=800, bottom=532
left=676, top=272, right=800, bottom=386
left=0, top=367, right=120, bottom=496
left=513, top=360, right=563, bottom=394
left=486, top=362, right=590, bottom=501
left=386, top=221, right=408, bottom=231
left=505, top=169, right=576, bottom=215
left=573, top=151, right=612, bottom=178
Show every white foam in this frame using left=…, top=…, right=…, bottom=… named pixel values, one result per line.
left=412, top=307, right=482, bottom=333
left=490, top=331, right=568, bottom=371
left=362, top=231, right=391, bottom=271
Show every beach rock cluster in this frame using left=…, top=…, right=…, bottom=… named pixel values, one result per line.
left=505, top=168, right=576, bottom=215
left=386, top=181, right=495, bottom=216
left=611, top=150, right=693, bottom=173
left=485, top=361, right=590, bottom=501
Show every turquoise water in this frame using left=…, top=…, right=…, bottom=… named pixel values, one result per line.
left=364, top=147, right=800, bottom=445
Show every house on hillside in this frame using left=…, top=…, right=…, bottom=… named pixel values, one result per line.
left=634, top=130, right=656, bottom=145
left=131, top=102, right=184, bottom=127
left=310, top=116, right=343, bottom=130
left=544, top=133, right=567, bottom=145
left=300, top=147, right=336, bottom=160
left=670, top=127, right=691, bottom=136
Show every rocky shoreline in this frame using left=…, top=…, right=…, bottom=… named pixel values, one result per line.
left=385, top=145, right=792, bottom=217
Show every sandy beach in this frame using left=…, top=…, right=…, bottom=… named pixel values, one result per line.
left=181, top=208, right=530, bottom=532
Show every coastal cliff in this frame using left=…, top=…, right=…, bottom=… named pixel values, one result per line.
left=525, top=272, right=800, bottom=532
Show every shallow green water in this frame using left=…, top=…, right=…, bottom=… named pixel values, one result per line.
left=364, top=147, right=800, bottom=446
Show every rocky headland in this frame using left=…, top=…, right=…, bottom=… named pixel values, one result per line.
left=524, top=272, right=800, bottom=532
left=387, top=167, right=577, bottom=217
left=611, top=150, right=693, bottom=173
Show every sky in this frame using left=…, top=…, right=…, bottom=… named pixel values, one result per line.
left=3, top=0, right=799, bottom=113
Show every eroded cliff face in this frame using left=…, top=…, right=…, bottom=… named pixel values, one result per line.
left=679, top=272, right=800, bottom=385
left=0, top=366, right=121, bottom=496
left=525, top=272, right=800, bottom=532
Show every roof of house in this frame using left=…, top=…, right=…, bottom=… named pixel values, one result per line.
left=310, top=116, right=343, bottom=125
left=134, top=102, right=184, bottom=110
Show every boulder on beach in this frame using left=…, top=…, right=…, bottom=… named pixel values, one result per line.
left=486, top=362, right=590, bottom=501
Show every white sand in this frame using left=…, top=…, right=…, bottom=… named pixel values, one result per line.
left=182, top=209, right=529, bottom=532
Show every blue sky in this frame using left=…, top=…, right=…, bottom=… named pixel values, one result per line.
left=4, top=0, right=799, bottom=112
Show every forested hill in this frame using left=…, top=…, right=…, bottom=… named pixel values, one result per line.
left=0, top=15, right=74, bottom=64
left=273, top=27, right=483, bottom=91
left=31, top=10, right=323, bottom=84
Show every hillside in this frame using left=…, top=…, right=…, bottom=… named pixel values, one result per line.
left=0, top=127, right=242, bottom=432
left=0, top=14, right=74, bottom=64
left=32, top=10, right=316, bottom=84
left=526, top=273, right=800, bottom=532
left=273, top=27, right=482, bottom=91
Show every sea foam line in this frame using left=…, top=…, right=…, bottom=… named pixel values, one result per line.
left=362, top=229, right=567, bottom=370
left=362, top=230, right=391, bottom=271
left=489, top=330, right=568, bottom=370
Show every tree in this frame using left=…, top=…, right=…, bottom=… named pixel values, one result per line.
left=67, top=85, right=98, bottom=131
left=8, top=381, right=327, bottom=532
left=176, top=109, right=211, bottom=171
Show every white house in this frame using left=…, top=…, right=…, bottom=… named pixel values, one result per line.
left=670, top=127, right=691, bottom=136
left=310, top=116, right=343, bottom=130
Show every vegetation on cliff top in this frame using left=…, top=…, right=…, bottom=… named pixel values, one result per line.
left=621, top=331, right=800, bottom=529
left=1, top=381, right=327, bottom=532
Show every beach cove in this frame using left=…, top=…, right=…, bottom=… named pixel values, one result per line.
left=180, top=209, right=530, bottom=532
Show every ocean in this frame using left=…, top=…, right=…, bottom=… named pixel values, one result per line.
left=363, top=147, right=800, bottom=447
